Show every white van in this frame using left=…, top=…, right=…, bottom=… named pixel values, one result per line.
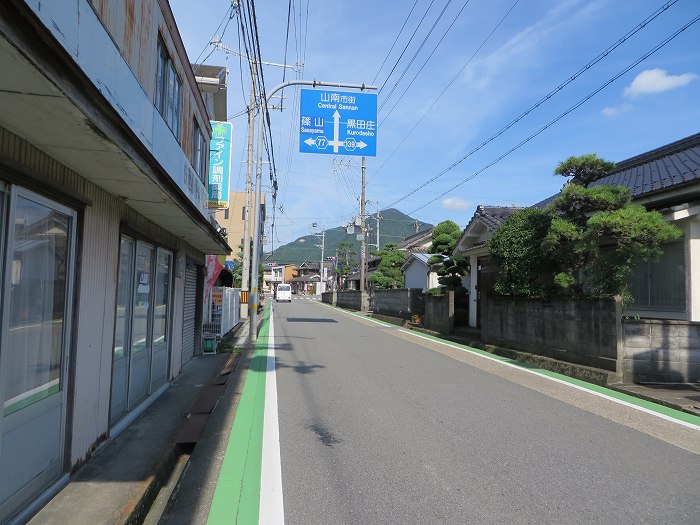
left=276, top=283, right=292, bottom=302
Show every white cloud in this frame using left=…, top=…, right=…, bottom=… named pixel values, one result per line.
left=623, top=68, right=697, bottom=98
left=442, top=197, right=470, bottom=210
left=602, top=103, right=633, bottom=118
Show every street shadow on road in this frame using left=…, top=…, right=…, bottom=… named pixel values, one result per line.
left=284, top=317, right=339, bottom=323
left=249, top=354, right=325, bottom=375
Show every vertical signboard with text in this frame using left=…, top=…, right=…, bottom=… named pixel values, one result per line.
left=208, top=121, right=233, bottom=209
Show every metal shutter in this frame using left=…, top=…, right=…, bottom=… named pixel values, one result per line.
left=182, top=265, right=198, bottom=365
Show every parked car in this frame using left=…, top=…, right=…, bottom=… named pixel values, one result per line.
left=276, top=284, right=292, bottom=302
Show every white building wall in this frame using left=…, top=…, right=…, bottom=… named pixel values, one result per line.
left=404, top=263, right=429, bottom=291
left=24, top=0, right=209, bottom=215
left=71, top=189, right=120, bottom=462
left=688, top=218, right=700, bottom=322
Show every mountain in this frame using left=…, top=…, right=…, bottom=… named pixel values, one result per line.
left=264, top=208, right=433, bottom=265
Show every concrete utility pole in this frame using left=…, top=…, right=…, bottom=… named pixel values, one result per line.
left=375, top=211, right=381, bottom=251
left=211, top=39, right=299, bottom=321
left=312, top=222, right=325, bottom=294
left=249, top=80, right=377, bottom=340
left=240, top=63, right=255, bottom=319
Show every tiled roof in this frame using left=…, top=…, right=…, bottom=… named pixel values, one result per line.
left=399, top=228, right=434, bottom=252
left=590, top=132, right=700, bottom=197
left=465, top=205, right=524, bottom=232
left=401, top=252, right=446, bottom=271
left=534, top=132, right=700, bottom=207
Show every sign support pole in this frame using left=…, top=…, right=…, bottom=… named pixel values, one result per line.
left=249, top=80, right=377, bottom=341
left=360, top=156, right=366, bottom=294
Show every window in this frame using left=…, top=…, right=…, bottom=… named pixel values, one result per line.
left=629, top=240, right=686, bottom=311
left=156, top=38, right=182, bottom=140
left=3, top=193, right=74, bottom=414
left=192, top=120, right=208, bottom=183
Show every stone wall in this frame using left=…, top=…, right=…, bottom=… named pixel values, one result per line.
left=621, top=320, right=700, bottom=383
left=336, top=291, right=368, bottom=311
left=371, top=288, right=424, bottom=319
left=481, top=295, right=622, bottom=372
left=321, top=291, right=335, bottom=305
left=424, top=291, right=454, bottom=335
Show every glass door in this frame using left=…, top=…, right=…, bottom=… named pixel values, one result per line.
left=127, top=241, right=154, bottom=408
left=0, top=189, right=75, bottom=522
left=110, top=236, right=135, bottom=423
left=150, top=248, right=172, bottom=392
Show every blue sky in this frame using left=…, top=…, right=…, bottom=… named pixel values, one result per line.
left=170, top=0, right=700, bottom=249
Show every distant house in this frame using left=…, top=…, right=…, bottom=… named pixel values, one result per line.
left=263, top=263, right=285, bottom=295
left=290, top=260, right=335, bottom=294
left=399, top=227, right=434, bottom=253
left=453, top=206, right=524, bottom=328
left=344, top=255, right=380, bottom=290
left=401, top=253, right=446, bottom=292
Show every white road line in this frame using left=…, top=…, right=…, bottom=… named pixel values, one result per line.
left=396, top=328, right=700, bottom=432
left=315, top=303, right=700, bottom=431
left=259, top=306, right=285, bottom=524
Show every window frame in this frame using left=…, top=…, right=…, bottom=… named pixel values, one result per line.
left=155, top=37, right=183, bottom=141
left=192, top=120, right=208, bottom=183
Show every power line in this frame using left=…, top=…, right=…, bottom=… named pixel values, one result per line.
left=379, top=0, right=454, bottom=111
left=379, top=0, right=500, bottom=125
left=408, top=12, right=700, bottom=214
left=371, top=0, right=421, bottom=85
left=370, top=0, right=520, bottom=183
left=379, top=0, right=439, bottom=93
left=387, top=0, right=684, bottom=209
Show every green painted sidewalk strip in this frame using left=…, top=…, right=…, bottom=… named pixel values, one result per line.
left=398, top=326, right=700, bottom=427
left=207, top=307, right=271, bottom=525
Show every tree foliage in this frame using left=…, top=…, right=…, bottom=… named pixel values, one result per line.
left=490, top=154, right=682, bottom=300
left=428, top=220, right=462, bottom=255
left=554, top=153, right=615, bottom=187
left=335, top=241, right=356, bottom=277
left=368, top=243, right=406, bottom=289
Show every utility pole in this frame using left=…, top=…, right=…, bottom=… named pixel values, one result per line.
left=360, top=156, right=367, bottom=293
left=240, top=63, right=255, bottom=319
left=210, top=38, right=299, bottom=321
left=249, top=80, right=377, bottom=340
left=312, top=222, right=325, bottom=294
left=374, top=209, right=382, bottom=251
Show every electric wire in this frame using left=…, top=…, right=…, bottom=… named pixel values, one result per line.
left=370, top=0, right=520, bottom=182
left=386, top=0, right=684, bottom=208
left=379, top=0, right=439, bottom=93
left=379, top=0, right=475, bottom=124
left=407, top=12, right=700, bottom=214
left=379, top=0, right=454, bottom=110
left=371, top=0, right=421, bottom=85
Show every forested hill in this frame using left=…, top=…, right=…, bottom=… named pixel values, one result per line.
left=264, top=208, right=432, bottom=265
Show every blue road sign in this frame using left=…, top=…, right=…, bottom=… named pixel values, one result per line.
left=299, top=89, right=377, bottom=157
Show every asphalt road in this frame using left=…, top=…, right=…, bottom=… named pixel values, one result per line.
left=271, top=297, right=699, bottom=525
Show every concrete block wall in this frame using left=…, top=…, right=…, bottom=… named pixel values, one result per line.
left=336, top=291, right=366, bottom=311
left=371, top=288, right=424, bottom=319
left=621, top=320, right=700, bottom=383
left=481, top=295, right=622, bottom=372
left=424, top=291, right=454, bottom=335
left=321, top=291, right=335, bottom=305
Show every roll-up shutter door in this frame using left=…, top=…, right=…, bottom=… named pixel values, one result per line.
left=182, top=265, right=198, bottom=365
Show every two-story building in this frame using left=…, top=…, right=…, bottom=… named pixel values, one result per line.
left=0, top=1, right=230, bottom=521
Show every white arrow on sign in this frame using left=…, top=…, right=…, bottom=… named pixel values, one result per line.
left=357, top=141, right=367, bottom=149
left=304, top=137, right=316, bottom=146
left=328, top=110, right=343, bottom=153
